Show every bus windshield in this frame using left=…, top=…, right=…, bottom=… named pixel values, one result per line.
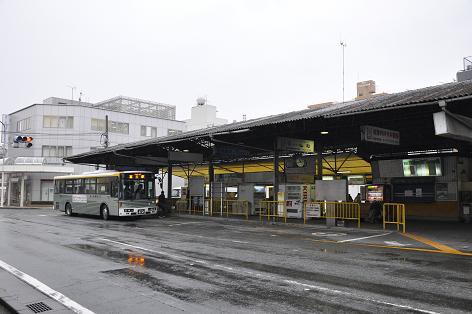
left=121, top=174, right=155, bottom=200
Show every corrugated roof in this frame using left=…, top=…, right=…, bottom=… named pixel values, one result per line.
left=66, top=80, right=472, bottom=160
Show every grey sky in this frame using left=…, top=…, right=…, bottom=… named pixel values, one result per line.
left=1, top=0, right=471, bottom=122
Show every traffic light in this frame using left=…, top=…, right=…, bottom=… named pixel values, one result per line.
left=13, top=136, right=33, bottom=148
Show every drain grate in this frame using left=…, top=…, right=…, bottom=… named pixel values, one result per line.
left=26, top=302, right=52, bottom=313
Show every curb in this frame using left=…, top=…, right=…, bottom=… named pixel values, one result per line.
left=0, top=297, right=18, bottom=314
left=173, top=213, right=387, bottom=234
left=0, top=206, right=53, bottom=210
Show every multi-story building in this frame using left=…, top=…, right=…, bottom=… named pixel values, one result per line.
left=185, top=97, right=228, bottom=131
left=0, top=96, right=186, bottom=206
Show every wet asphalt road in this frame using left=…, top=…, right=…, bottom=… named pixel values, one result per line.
left=0, top=208, right=471, bottom=314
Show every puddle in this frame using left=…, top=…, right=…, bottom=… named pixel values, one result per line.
left=103, top=268, right=195, bottom=301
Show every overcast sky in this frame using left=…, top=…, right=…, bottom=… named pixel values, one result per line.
left=1, top=0, right=471, bottom=121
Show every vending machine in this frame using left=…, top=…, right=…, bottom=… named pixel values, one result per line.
left=279, top=184, right=314, bottom=218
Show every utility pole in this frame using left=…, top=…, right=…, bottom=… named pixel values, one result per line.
left=0, top=119, right=6, bottom=207
left=340, top=41, right=347, bottom=104
left=104, top=115, right=109, bottom=148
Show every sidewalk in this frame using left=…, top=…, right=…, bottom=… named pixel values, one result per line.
left=402, top=220, right=472, bottom=253
left=0, top=268, right=71, bottom=313
left=174, top=212, right=472, bottom=255
left=0, top=205, right=53, bottom=210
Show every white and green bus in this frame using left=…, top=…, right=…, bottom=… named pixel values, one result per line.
left=53, top=171, right=158, bottom=220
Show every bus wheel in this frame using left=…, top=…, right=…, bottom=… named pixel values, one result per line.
left=65, top=203, right=72, bottom=216
left=101, top=204, right=109, bottom=221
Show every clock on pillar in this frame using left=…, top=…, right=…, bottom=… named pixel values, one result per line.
left=294, top=155, right=306, bottom=168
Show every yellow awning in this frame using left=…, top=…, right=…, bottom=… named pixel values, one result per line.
left=171, top=154, right=371, bottom=178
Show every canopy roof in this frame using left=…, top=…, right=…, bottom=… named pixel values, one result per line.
left=65, top=80, right=472, bottom=170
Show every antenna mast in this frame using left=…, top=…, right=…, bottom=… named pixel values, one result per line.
left=340, top=41, right=347, bottom=104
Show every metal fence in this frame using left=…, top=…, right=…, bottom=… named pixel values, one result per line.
left=259, top=200, right=287, bottom=223
left=383, top=203, right=406, bottom=233
left=176, top=198, right=248, bottom=219
left=304, top=201, right=360, bottom=228
left=210, top=199, right=249, bottom=219
left=175, top=200, right=188, bottom=215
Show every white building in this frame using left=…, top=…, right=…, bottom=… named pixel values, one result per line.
left=0, top=96, right=186, bottom=206
left=185, top=98, right=228, bottom=131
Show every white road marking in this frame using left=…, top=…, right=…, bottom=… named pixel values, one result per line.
left=98, top=238, right=439, bottom=314
left=0, top=259, right=95, bottom=314
left=167, top=222, right=202, bottom=227
left=38, top=214, right=48, bottom=217
left=384, top=241, right=411, bottom=247
left=231, top=240, right=249, bottom=244
left=286, top=280, right=439, bottom=314
left=337, top=232, right=392, bottom=243
left=312, top=232, right=347, bottom=237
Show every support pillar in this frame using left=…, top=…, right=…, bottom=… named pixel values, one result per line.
left=167, top=163, right=173, bottom=201
left=316, top=143, right=323, bottom=180
left=274, top=146, right=279, bottom=202
left=7, top=177, right=11, bottom=206
left=20, top=176, right=25, bottom=208
left=208, top=160, right=214, bottom=215
left=0, top=171, right=4, bottom=207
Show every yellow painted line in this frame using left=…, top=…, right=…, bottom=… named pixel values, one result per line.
left=401, top=232, right=463, bottom=254
left=309, top=239, right=472, bottom=256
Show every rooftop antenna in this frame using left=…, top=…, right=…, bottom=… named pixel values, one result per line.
left=67, top=85, right=76, bottom=103
left=242, top=114, right=247, bottom=121
left=340, top=41, right=347, bottom=104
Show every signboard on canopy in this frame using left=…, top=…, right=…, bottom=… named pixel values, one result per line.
left=360, top=125, right=400, bottom=145
left=168, top=151, right=203, bottom=163
left=276, top=137, right=314, bottom=153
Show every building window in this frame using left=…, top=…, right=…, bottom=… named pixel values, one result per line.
left=16, top=117, right=32, bottom=131
left=91, top=118, right=129, bottom=134
left=167, top=129, right=183, bottom=136
left=42, top=145, right=72, bottom=157
left=141, top=125, right=157, bottom=137
left=43, top=116, right=74, bottom=128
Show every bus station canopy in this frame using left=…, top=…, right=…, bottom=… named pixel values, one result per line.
left=171, top=155, right=372, bottom=178
left=65, top=80, right=472, bottom=171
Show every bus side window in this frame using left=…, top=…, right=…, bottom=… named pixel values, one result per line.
left=79, top=179, right=85, bottom=194
left=59, top=180, right=65, bottom=194
left=111, top=178, right=120, bottom=198
left=85, top=178, right=97, bottom=194
left=65, top=180, right=74, bottom=194
left=74, top=179, right=81, bottom=194
left=97, top=177, right=111, bottom=195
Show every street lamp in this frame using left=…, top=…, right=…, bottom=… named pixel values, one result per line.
left=0, top=120, right=6, bottom=207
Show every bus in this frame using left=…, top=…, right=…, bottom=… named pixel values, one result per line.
left=53, top=171, right=158, bottom=220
